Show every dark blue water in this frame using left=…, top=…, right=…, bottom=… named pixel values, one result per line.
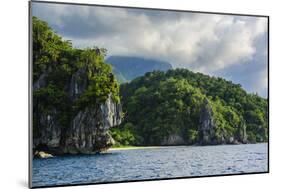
left=32, top=143, right=268, bottom=187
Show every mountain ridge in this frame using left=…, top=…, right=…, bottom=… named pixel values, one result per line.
left=106, top=56, right=173, bottom=83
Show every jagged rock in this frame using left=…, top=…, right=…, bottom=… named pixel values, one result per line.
left=33, top=109, right=62, bottom=150
left=238, top=121, right=248, bottom=144
left=34, top=151, right=54, bottom=158
left=63, top=96, right=122, bottom=154
left=33, top=67, right=52, bottom=90
left=69, top=67, right=88, bottom=100
left=228, top=137, right=234, bottom=144
left=197, top=98, right=248, bottom=145
left=33, top=67, right=122, bottom=155
left=33, top=69, right=62, bottom=153
left=198, top=98, right=217, bottom=145
left=161, top=134, right=185, bottom=145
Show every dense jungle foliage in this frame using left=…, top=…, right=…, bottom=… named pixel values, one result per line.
left=111, top=70, right=268, bottom=146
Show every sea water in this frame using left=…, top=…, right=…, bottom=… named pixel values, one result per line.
left=32, top=143, right=268, bottom=187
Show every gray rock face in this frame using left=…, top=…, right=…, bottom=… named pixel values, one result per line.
left=237, top=121, right=248, bottom=144
left=33, top=69, right=62, bottom=152
left=69, top=67, right=88, bottom=100
left=33, top=109, right=61, bottom=150
left=33, top=67, right=52, bottom=90
left=33, top=68, right=122, bottom=155
left=161, top=134, right=185, bottom=145
left=198, top=98, right=248, bottom=145
left=63, top=96, right=122, bottom=154
left=198, top=98, right=217, bottom=145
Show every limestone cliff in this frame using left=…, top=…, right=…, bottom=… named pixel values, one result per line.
left=63, top=97, right=122, bottom=154
left=198, top=98, right=248, bottom=145
left=33, top=68, right=122, bottom=155
left=198, top=98, right=217, bottom=145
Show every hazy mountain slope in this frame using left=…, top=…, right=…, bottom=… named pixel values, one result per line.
left=106, top=56, right=173, bottom=83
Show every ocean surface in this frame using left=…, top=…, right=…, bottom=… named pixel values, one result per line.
left=32, top=143, right=268, bottom=187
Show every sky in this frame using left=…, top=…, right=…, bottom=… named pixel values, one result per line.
left=32, top=2, right=268, bottom=97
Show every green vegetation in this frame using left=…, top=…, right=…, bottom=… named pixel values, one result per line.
left=33, top=16, right=268, bottom=147
left=112, top=70, right=268, bottom=146
left=110, top=123, right=136, bottom=147
left=33, top=16, right=120, bottom=136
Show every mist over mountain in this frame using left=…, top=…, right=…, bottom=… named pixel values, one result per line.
left=106, top=56, right=173, bottom=83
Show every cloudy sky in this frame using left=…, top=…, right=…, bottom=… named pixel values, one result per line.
left=32, top=2, right=268, bottom=97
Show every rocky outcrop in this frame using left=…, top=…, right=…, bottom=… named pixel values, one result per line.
left=33, top=109, right=62, bottom=151
left=236, top=121, right=248, bottom=144
left=198, top=98, right=248, bottom=145
left=161, top=134, right=185, bottom=145
left=198, top=98, right=217, bottom=145
left=69, top=67, right=88, bottom=100
left=34, top=151, right=54, bottom=158
left=33, top=68, right=122, bottom=155
left=63, top=97, right=122, bottom=154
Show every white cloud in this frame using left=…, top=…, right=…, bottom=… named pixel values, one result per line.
left=32, top=2, right=268, bottom=97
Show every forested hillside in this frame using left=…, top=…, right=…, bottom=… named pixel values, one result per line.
left=111, top=69, right=268, bottom=146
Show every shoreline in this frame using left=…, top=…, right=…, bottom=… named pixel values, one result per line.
left=108, top=146, right=178, bottom=151
left=107, top=143, right=267, bottom=151
left=33, top=143, right=267, bottom=158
